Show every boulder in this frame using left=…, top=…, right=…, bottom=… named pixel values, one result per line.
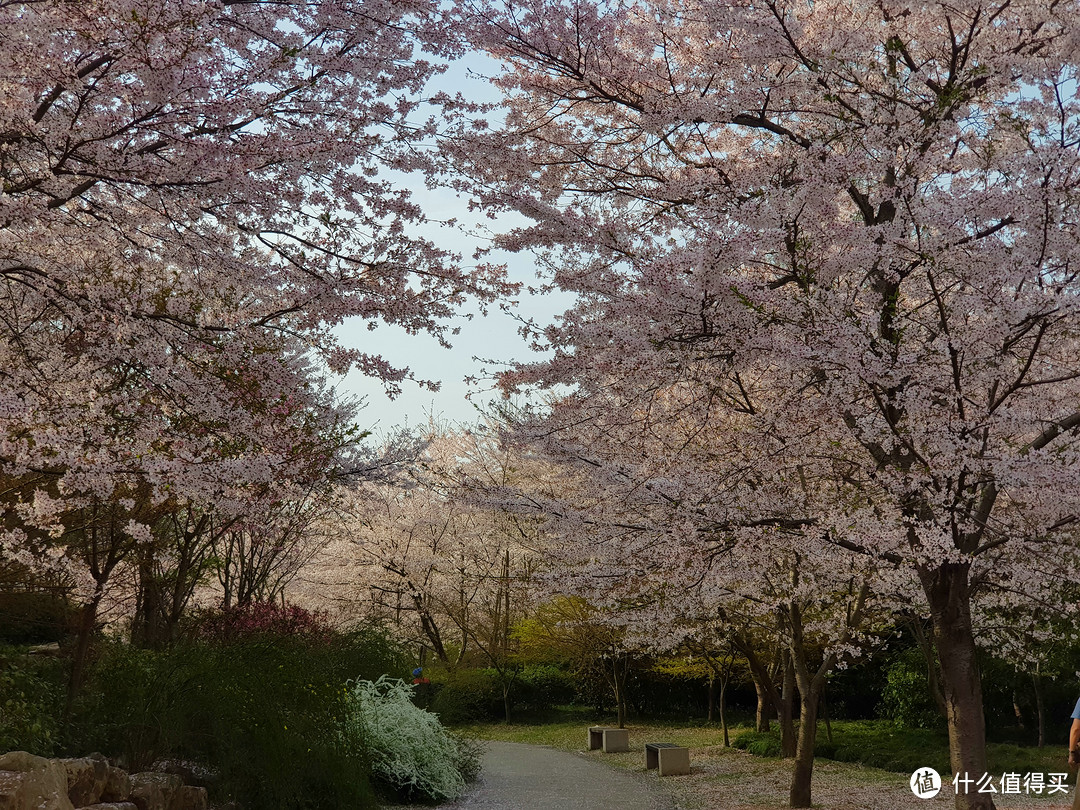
left=0, top=753, right=74, bottom=810
left=0, top=771, right=23, bottom=810
left=150, top=762, right=216, bottom=791
left=60, top=757, right=107, bottom=806
left=101, top=768, right=130, bottom=803
left=128, top=772, right=181, bottom=810
left=168, top=786, right=207, bottom=810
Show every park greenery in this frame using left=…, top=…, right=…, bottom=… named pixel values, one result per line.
left=4, top=2, right=1080, bottom=810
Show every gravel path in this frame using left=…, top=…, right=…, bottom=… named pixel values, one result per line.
left=441, top=741, right=678, bottom=810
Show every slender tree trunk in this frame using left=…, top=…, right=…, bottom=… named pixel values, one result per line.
left=707, top=672, right=716, bottom=722
left=613, top=656, right=628, bottom=728
left=1032, top=670, right=1045, bottom=749
left=922, top=562, right=994, bottom=810
left=911, top=617, right=948, bottom=718
left=1011, top=689, right=1025, bottom=730
left=780, top=652, right=797, bottom=757
left=739, top=636, right=795, bottom=750
left=720, top=678, right=730, bottom=747
left=821, top=687, right=833, bottom=745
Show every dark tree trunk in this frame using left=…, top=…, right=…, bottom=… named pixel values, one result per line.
left=755, top=679, right=772, bottom=732
left=739, top=636, right=795, bottom=751
left=1011, top=689, right=1024, bottom=730
left=720, top=678, right=730, bottom=747
left=1032, top=670, right=1045, bottom=749
left=922, top=562, right=994, bottom=810
left=66, top=586, right=104, bottom=715
left=911, top=617, right=948, bottom=718
left=613, top=655, right=628, bottom=728
left=789, top=686, right=821, bottom=808
left=821, top=687, right=833, bottom=745
left=780, top=651, right=797, bottom=757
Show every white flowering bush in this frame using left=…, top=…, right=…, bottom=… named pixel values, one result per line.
left=344, top=675, right=479, bottom=803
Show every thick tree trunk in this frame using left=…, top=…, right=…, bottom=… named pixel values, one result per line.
left=66, top=586, right=104, bottom=714
left=789, top=689, right=821, bottom=808
left=923, top=562, right=994, bottom=810
left=755, top=679, right=772, bottom=732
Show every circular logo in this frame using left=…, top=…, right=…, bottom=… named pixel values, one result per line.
left=910, top=767, right=942, bottom=799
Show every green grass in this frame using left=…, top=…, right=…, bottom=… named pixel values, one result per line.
left=461, top=706, right=754, bottom=752
left=462, top=710, right=1064, bottom=778
left=734, top=719, right=1064, bottom=776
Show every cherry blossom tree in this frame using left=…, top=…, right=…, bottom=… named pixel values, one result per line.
left=303, top=428, right=542, bottom=704
left=0, top=0, right=513, bottom=570
left=447, top=1, right=1080, bottom=807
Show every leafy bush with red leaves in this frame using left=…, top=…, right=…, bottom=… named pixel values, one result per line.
left=195, top=602, right=334, bottom=644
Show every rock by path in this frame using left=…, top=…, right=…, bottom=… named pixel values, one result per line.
left=443, top=741, right=678, bottom=810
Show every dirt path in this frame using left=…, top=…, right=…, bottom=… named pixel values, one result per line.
left=442, top=740, right=679, bottom=810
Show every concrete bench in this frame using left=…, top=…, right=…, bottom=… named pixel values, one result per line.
left=645, top=742, right=690, bottom=776
left=587, top=726, right=629, bottom=753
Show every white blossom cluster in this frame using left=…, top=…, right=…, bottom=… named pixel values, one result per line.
left=343, top=676, right=473, bottom=803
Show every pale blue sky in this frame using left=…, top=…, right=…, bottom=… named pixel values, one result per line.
left=331, top=53, right=571, bottom=436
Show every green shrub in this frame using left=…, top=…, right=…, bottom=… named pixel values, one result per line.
left=0, top=591, right=74, bottom=645
left=68, top=628, right=408, bottom=809
left=732, top=729, right=783, bottom=757
left=811, top=720, right=950, bottom=773
left=513, top=664, right=576, bottom=712
left=429, top=668, right=501, bottom=724
left=344, top=676, right=479, bottom=803
left=0, top=645, right=64, bottom=755
left=881, top=648, right=942, bottom=729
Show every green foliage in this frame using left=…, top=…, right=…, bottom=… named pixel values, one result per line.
left=813, top=721, right=950, bottom=773
left=427, top=664, right=578, bottom=724
left=67, top=629, right=408, bottom=809
left=345, top=676, right=480, bottom=803
left=514, top=664, right=576, bottom=712
left=880, top=648, right=942, bottom=729
left=731, top=719, right=1061, bottom=776
left=428, top=667, right=501, bottom=724
left=0, top=591, right=74, bottom=644
left=731, top=729, right=783, bottom=757
left=0, top=645, right=64, bottom=755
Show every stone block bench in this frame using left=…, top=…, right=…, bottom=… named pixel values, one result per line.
left=644, top=742, right=690, bottom=776
left=587, top=726, right=629, bottom=753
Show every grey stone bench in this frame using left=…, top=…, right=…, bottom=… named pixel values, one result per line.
left=587, top=726, right=629, bottom=753
left=645, top=742, right=690, bottom=776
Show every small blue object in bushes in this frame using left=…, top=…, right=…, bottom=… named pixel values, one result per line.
left=412, top=668, right=423, bottom=678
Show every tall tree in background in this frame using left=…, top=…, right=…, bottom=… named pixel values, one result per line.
left=450, top=1, right=1080, bottom=808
